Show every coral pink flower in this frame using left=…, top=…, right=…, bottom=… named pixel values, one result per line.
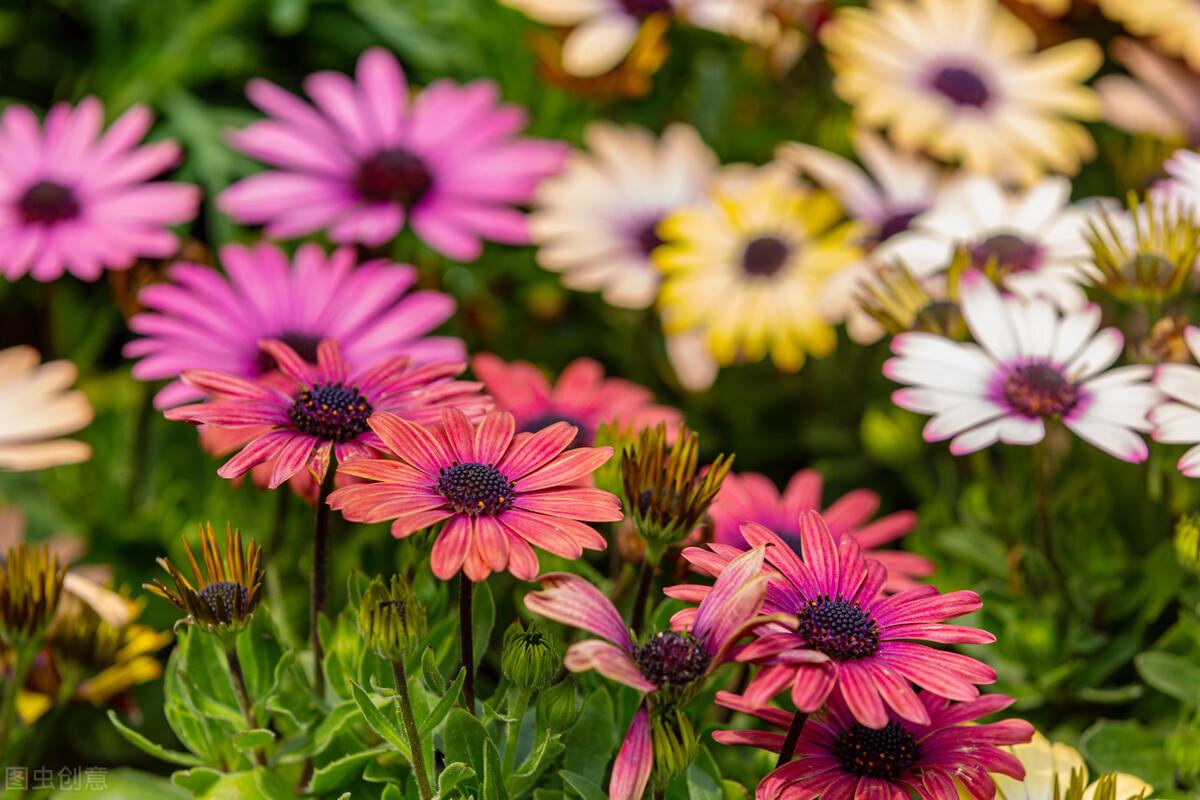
left=708, top=469, right=933, bottom=592
left=525, top=547, right=771, bottom=800
left=0, top=99, right=200, bottom=282
left=713, top=690, right=1032, bottom=800
left=219, top=48, right=568, bottom=261
left=472, top=353, right=681, bottom=446
left=672, top=511, right=997, bottom=729
left=126, top=241, right=463, bottom=409
left=165, top=338, right=485, bottom=487
left=328, top=408, right=621, bottom=581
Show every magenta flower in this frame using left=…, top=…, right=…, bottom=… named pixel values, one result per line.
left=525, top=546, right=771, bottom=800
left=472, top=353, right=681, bottom=446
left=672, top=511, right=996, bottom=728
left=218, top=48, right=569, bottom=261
left=327, top=408, right=621, bottom=581
left=0, top=99, right=199, bottom=282
left=708, top=469, right=933, bottom=592
left=165, top=338, right=486, bottom=487
left=714, top=690, right=1032, bottom=800
left=125, top=241, right=463, bottom=409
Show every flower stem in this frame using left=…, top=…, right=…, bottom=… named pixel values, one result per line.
left=631, top=557, right=656, bottom=636
left=311, top=462, right=337, bottom=700
left=459, top=575, right=476, bottom=713
left=391, top=659, right=433, bottom=800
left=1031, top=440, right=1058, bottom=578
left=776, top=711, right=809, bottom=767
left=0, top=643, right=37, bottom=763
left=226, top=648, right=265, bottom=767
left=503, top=686, right=533, bottom=775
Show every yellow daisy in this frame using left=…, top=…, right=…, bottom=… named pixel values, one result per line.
left=654, top=166, right=862, bottom=377
left=1100, top=0, right=1200, bottom=73
left=821, top=0, right=1102, bottom=184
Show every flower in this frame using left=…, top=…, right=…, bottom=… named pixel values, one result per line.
left=501, top=621, right=561, bottom=690
left=219, top=48, right=568, bottom=261
left=675, top=511, right=997, bottom=727
left=525, top=546, right=771, bottom=799
left=853, top=259, right=966, bottom=344
left=1095, top=38, right=1200, bottom=143
left=357, top=575, right=426, bottom=662
left=500, top=0, right=679, bottom=77
left=145, top=523, right=264, bottom=638
left=0, top=99, right=200, bottom=282
left=0, top=346, right=93, bottom=471
left=1099, top=0, right=1200, bottom=74
left=821, top=0, right=1101, bottom=183
left=1154, top=148, right=1200, bottom=214
left=165, top=338, right=486, bottom=487
left=655, top=166, right=862, bottom=383
left=994, top=731, right=1153, bottom=800
left=527, top=13, right=670, bottom=100
left=125, top=241, right=463, bottom=409
left=0, top=544, right=65, bottom=646
left=707, top=469, right=933, bottom=592
left=882, top=175, right=1096, bottom=313
left=1148, top=326, right=1200, bottom=476
left=886, top=269, right=1162, bottom=460
left=715, top=689, right=1032, bottom=800
left=472, top=353, right=681, bottom=446
left=529, top=121, right=717, bottom=309
left=327, top=407, right=621, bottom=581
left=1086, top=193, right=1200, bottom=304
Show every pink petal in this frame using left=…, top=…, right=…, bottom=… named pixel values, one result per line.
left=564, top=640, right=655, bottom=692
left=430, top=516, right=471, bottom=579
left=524, top=572, right=633, bottom=650
left=609, top=704, right=652, bottom=800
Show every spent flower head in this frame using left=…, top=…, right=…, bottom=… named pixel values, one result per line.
left=1087, top=193, right=1200, bottom=304
left=0, top=544, right=65, bottom=647
left=358, top=575, right=426, bottom=662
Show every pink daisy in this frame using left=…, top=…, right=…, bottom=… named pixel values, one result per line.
left=218, top=48, right=569, bottom=261
left=525, top=546, right=772, bottom=800
left=471, top=353, right=681, bottom=446
left=164, top=338, right=486, bottom=487
left=0, top=98, right=200, bottom=282
left=708, top=469, right=934, bottom=592
left=672, top=511, right=997, bottom=729
left=125, top=241, right=463, bottom=409
left=327, top=407, right=622, bottom=581
left=714, top=690, right=1032, bottom=800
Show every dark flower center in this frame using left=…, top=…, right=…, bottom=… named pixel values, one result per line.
left=355, top=148, right=433, bottom=207
left=929, top=66, right=991, bottom=108
left=876, top=209, right=921, bottom=243
left=1003, top=363, right=1079, bottom=418
left=796, top=596, right=879, bottom=661
left=257, top=333, right=322, bottom=374
left=436, top=462, right=516, bottom=516
left=621, top=0, right=672, bottom=15
left=971, top=233, right=1042, bottom=273
left=833, top=721, right=921, bottom=779
left=18, top=180, right=80, bottom=224
left=199, top=581, right=249, bottom=625
left=288, top=383, right=373, bottom=442
left=634, top=217, right=665, bottom=257
left=522, top=412, right=590, bottom=447
left=633, top=631, right=711, bottom=688
left=741, top=236, right=791, bottom=277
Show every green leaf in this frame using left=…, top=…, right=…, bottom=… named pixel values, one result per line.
left=1134, top=651, right=1200, bottom=707
left=309, top=745, right=390, bottom=794
left=444, top=707, right=488, bottom=777
left=686, top=763, right=723, bottom=800
left=418, top=667, right=467, bottom=738
left=312, top=700, right=366, bottom=757
left=559, top=770, right=608, bottom=800
left=232, top=728, right=275, bottom=759
left=51, top=768, right=189, bottom=799
left=1080, top=720, right=1176, bottom=788
left=562, top=687, right=615, bottom=785
left=473, top=580, right=496, bottom=672
left=483, top=738, right=508, bottom=800
left=507, top=734, right=565, bottom=798
left=170, top=768, right=221, bottom=795
left=438, top=762, right=476, bottom=796
left=422, top=646, right=447, bottom=695
left=350, top=681, right=412, bottom=761
left=107, top=711, right=205, bottom=768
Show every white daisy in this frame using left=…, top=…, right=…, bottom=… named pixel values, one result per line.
left=0, top=345, right=92, bottom=471
left=529, top=121, right=717, bottom=309
left=886, top=269, right=1161, bottom=461
left=1151, top=326, right=1200, bottom=476
left=1155, top=148, right=1200, bottom=211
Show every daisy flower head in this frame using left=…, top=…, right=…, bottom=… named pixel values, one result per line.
left=708, top=469, right=933, bottom=592
left=1085, top=192, right=1200, bottom=305
left=525, top=546, right=771, bottom=800
left=327, top=408, right=622, bottom=581
left=218, top=48, right=568, bottom=261
left=655, top=165, right=863, bottom=384
left=0, top=346, right=93, bottom=471
left=993, top=731, right=1154, bottom=800
left=821, top=0, right=1101, bottom=183
left=165, top=338, right=487, bottom=488
left=675, top=511, right=997, bottom=728
left=1155, top=148, right=1200, bottom=212
left=1099, top=0, right=1200, bottom=74
left=886, top=269, right=1162, bottom=461
left=1095, top=38, right=1200, bottom=143
left=529, top=121, right=717, bottom=309
left=472, top=353, right=680, bottom=446
left=0, top=99, right=200, bottom=282
left=1149, top=326, right=1200, bottom=477
left=714, top=690, right=1033, bottom=800
left=126, top=241, right=463, bottom=409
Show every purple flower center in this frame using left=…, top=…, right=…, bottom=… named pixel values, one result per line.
left=257, top=333, right=322, bottom=374
left=1003, top=363, right=1079, bottom=418
left=436, top=462, right=516, bottom=516
left=198, top=581, right=249, bottom=625
left=741, top=236, right=791, bottom=277
left=633, top=631, right=710, bottom=688
left=929, top=65, right=991, bottom=108
left=796, top=596, right=879, bottom=661
left=633, top=217, right=665, bottom=257
left=621, top=0, right=672, bottom=16
left=355, top=148, right=433, bottom=207
left=834, top=722, right=921, bottom=779
left=971, top=234, right=1042, bottom=273
left=522, top=413, right=590, bottom=447
left=288, top=383, right=373, bottom=442
left=876, top=209, right=921, bottom=243
left=18, top=180, right=80, bottom=224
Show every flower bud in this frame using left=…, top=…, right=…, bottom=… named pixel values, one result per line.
left=358, top=575, right=426, bottom=661
left=1175, top=514, right=1200, bottom=575
left=501, top=621, right=560, bottom=690
left=0, top=544, right=65, bottom=647
left=649, top=705, right=699, bottom=789
left=537, top=678, right=580, bottom=732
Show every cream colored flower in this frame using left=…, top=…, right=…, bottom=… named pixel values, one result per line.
left=1095, top=38, right=1200, bottom=142
left=1100, top=0, right=1200, bottom=74
left=995, top=732, right=1152, bottom=800
left=0, top=346, right=91, bottom=471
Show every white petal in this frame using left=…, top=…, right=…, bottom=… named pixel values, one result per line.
left=561, top=13, right=639, bottom=77
left=923, top=400, right=1007, bottom=441
left=961, top=270, right=1018, bottom=362
left=1154, top=363, right=1200, bottom=404
left=1065, top=328, right=1123, bottom=380
left=1064, top=416, right=1149, bottom=463
left=948, top=419, right=1006, bottom=455
left=998, top=415, right=1046, bottom=446
left=1051, top=304, right=1102, bottom=365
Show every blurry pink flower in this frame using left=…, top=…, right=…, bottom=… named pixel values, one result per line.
left=219, top=48, right=568, bottom=261
left=0, top=99, right=200, bottom=282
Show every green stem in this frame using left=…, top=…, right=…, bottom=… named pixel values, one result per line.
left=503, top=687, right=533, bottom=775
left=311, top=462, right=337, bottom=700
left=264, top=490, right=297, bottom=650
left=459, top=576, right=475, bottom=714
left=630, top=556, right=656, bottom=636
left=0, top=643, right=37, bottom=763
left=775, top=711, right=809, bottom=767
left=1032, top=440, right=1057, bottom=577
left=226, top=648, right=265, bottom=767
left=392, top=659, right=433, bottom=800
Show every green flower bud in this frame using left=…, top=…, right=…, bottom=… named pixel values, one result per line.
left=357, top=575, right=426, bottom=661
left=501, top=621, right=560, bottom=690
left=649, top=706, right=699, bottom=789
left=1175, top=514, right=1200, bottom=575
left=537, top=678, right=580, bottom=732
left=0, top=544, right=64, bottom=647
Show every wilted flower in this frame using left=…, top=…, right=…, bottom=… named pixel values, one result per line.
left=0, top=544, right=65, bottom=646
left=501, top=621, right=560, bottom=690
left=1140, top=315, right=1193, bottom=364
left=1086, top=193, right=1200, bottom=304
left=0, top=346, right=93, bottom=472
left=994, top=731, right=1153, bottom=800
left=358, top=575, right=427, bottom=662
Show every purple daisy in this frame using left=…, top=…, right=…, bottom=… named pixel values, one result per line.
left=0, top=98, right=200, bottom=282
left=218, top=48, right=569, bottom=261
left=124, top=241, right=463, bottom=409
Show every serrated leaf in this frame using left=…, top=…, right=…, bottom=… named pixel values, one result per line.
left=107, top=711, right=205, bottom=767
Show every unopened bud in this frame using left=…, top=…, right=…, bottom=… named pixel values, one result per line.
left=650, top=705, right=699, bottom=788
left=501, top=621, right=560, bottom=690
left=358, top=576, right=426, bottom=661
left=1175, top=514, right=1200, bottom=575
left=537, top=678, right=580, bottom=732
